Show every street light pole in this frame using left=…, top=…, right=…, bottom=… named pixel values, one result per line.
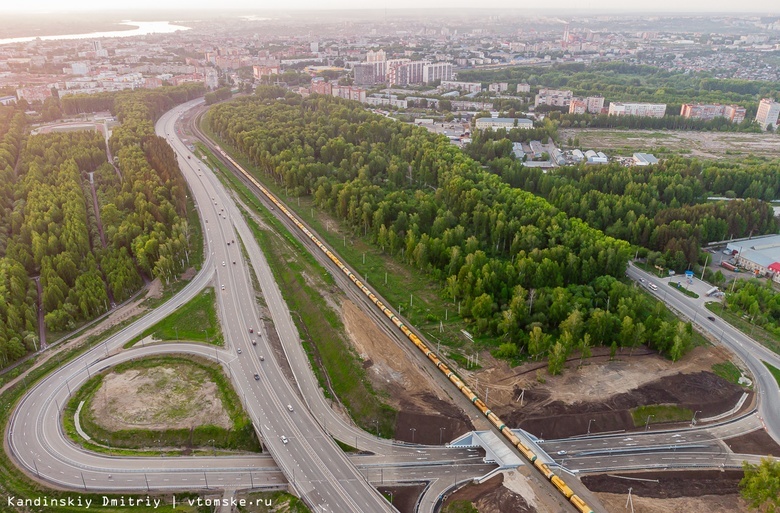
left=587, top=419, right=595, bottom=435
left=410, top=427, right=416, bottom=443
left=645, top=414, right=654, bottom=432
left=691, top=410, right=702, bottom=427
left=439, top=427, right=446, bottom=445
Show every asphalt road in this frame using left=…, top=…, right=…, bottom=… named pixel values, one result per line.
left=628, top=263, right=780, bottom=444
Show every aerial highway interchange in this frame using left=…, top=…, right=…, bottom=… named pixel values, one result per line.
left=6, top=97, right=780, bottom=513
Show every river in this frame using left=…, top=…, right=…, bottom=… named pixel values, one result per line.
left=0, top=20, right=191, bottom=46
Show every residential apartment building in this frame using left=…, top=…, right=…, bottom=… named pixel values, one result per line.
left=332, top=85, right=366, bottom=103
left=608, top=102, right=667, bottom=118
left=680, top=103, right=746, bottom=123
left=475, top=117, right=533, bottom=130
left=534, top=88, right=573, bottom=107
left=441, top=80, right=482, bottom=93
left=516, top=83, right=531, bottom=93
left=756, top=98, right=780, bottom=130
left=569, top=98, right=587, bottom=114
left=16, top=85, right=52, bottom=104
left=488, top=82, right=508, bottom=93
left=586, top=96, right=605, bottom=113
left=422, top=62, right=453, bottom=84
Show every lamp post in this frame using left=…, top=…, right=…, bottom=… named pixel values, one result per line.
left=587, top=419, right=596, bottom=435
left=410, top=427, right=416, bottom=444
left=645, top=414, right=654, bottom=432
left=439, top=427, right=446, bottom=445
left=691, top=410, right=702, bottom=427
left=208, top=439, right=215, bottom=456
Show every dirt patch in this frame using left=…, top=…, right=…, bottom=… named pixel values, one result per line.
left=725, top=429, right=780, bottom=457
left=442, top=474, right=536, bottom=513
left=595, top=492, right=750, bottom=513
left=559, top=128, right=780, bottom=160
left=502, top=370, right=744, bottom=439
left=377, top=484, right=426, bottom=513
left=145, top=277, right=163, bottom=300
left=90, top=363, right=231, bottom=431
left=582, top=470, right=743, bottom=498
left=180, top=267, right=196, bottom=281
left=342, top=300, right=473, bottom=442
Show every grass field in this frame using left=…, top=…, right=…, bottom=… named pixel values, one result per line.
left=712, top=361, right=744, bottom=385
left=668, top=281, right=700, bottom=299
left=631, top=404, right=694, bottom=427
left=126, top=288, right=223, bottom=347
left=763, top=361, right=780, bottom=388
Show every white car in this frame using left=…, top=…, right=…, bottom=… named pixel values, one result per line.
left=222, top=261, right=226, bottom=267
left=221, top=284, right=225, bottom=290
left=287, top=404, right=294, bottom=412
left=281, top=436, right=288, bottom=444
left=237, top=348, right=242, bottom=354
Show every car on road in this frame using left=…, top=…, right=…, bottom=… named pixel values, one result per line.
left=237, top=348, right=242, bottom=354
left=222, top=261, right=226, bottom=266
left=233, top=261, right=236, bottom=264
left=254, top=373, right=260, bottom=380
left=259, top=355, right=264, bottom=361
left=287, top=404, right=294, bottom=412
left=557, top=450, right=567, bottom=455
left=252, top=339, right=257, bottom=346
left=281, top=436, right=288, bottom=444
left=249, top=327, right=253, bottom=333
left=221, top=284, right=225, bottom=290
left=707, top=316, right=716, bottom=321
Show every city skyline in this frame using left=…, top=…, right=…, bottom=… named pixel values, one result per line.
left=5, top=0, right=780, bottom=13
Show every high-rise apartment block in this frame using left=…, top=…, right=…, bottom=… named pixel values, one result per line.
left=756, top=98, right=780, bottom=130
left=680, top=103, right=746, bottom=124
left=516, top=83, right=531, bottom=93
left=534, top=88, right=573, bottom=107
left=608, top=102, right=666, bottom=118
left=422, top=62, right=452, bottom=84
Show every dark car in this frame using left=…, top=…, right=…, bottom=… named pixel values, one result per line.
left=254, top=374, right=260, bottom=380
left=707, top=316, right=716, bottom=322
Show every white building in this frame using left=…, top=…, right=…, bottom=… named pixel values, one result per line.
left=475, top=117, right=533, bottom=130
left=441, top=80, right=482, bottom=93
left=534, top=88, right=573, bottom=107
left=422, top=62, right=452, bottom=84
left=608, top=102, right=666, bottom=118
left=633, top=153, right=659, bottom=166
left=756, top=98, right=780, bottom=130
left=516, top=83, right=531, bottom=93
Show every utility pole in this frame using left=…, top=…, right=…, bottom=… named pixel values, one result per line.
left=626, top=487, right=634, bottom=513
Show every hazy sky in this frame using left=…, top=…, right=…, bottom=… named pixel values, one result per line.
left=6, top=0, right=780, bottom=13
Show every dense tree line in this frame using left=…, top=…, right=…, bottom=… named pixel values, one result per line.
left=204, top=87, right=233, bottom=105
left=740, top=458, right=780, bottom=513
left=208, top=90, right=694, bottom=370
left=548, top=110, right=761, bottom=132
left=0, top=84, right=203, bottom=365
left=457, top=61, right=778, bottom=109
left=0, top=106, right=38, bottom=366
left=478, top=152, right=777, bottom=270
left=725, top=279, right=780, bottom=338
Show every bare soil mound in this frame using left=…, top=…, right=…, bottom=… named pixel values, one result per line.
left=501, top=371, right=744, bottom=439
left=442, top=474, right=536, bottom=513
left=595, top=492, right=750, bottom=513
left=582, top=470, right=743, bottom=499
left=342, top=300, right=473, bottom=442
left=91, top=363, right=231, bottom=431
left=725, top=429, right=780, bottom=457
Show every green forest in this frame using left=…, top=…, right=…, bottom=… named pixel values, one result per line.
left=467, top=131, right=779, bottom=270
left=208, top=90, right=695, bottom=372
left=457, top=61, right=780, bottom=109
left=0, top=83, right=203, bottom=368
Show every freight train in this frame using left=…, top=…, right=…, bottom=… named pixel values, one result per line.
left=212, top=145, right=595, bottom=513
